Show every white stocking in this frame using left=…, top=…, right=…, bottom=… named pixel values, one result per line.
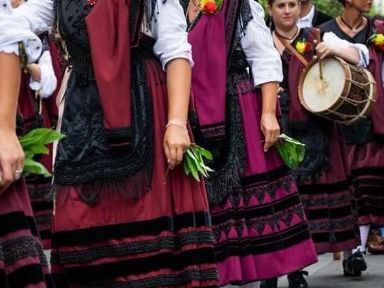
left=353, top=224, right=371, bottom=253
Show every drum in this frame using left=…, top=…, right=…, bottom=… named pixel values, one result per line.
left=298, top=56, right=376, bottom=125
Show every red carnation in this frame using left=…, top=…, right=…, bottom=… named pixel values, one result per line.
left=304, top=43, right=312, bottom=53
left=203, top=1, right=218, bottom=14
left=376, top=44, right=384, bottom=52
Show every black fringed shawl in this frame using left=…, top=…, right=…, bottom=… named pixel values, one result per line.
left=182, top=0, right=253, bottom=204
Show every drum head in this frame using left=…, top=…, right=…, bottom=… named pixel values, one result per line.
left=300, top=57, right=348, bottom=113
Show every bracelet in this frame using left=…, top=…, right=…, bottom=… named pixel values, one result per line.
left=166, top=119, right=187, bottom=129
left=166, top=119, right=188, bottom=134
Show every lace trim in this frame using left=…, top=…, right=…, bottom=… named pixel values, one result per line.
left=203, top=70, right=247, bottom=204
left=53, top=231, right=215, bottom=265
left=223, top=173, right=295, bottom=208
left=1, top=236, right=47, bottom=266
left=308, top=217, right=358, bottom=232
left=301, top=194, right=353, bottom=208
left=214, top=205, right=305, bottom=240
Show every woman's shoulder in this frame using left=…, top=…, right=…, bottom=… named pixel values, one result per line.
left=318, top=19, right=338, bottom=33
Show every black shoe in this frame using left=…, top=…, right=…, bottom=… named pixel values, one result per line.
left=343, top=251, right=367, bottom=277
left=343, top=259, right=361, bottom=276
left=260, top=278, right=278, bottom=288
left=287, top=271, right=308, bottom=288
left=349, top=251, right=367, bottom=272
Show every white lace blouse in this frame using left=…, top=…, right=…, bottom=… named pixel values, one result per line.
left=0, top=0, right=45, bottom=62
left=0, top=0, right=192, bottom=68
left=240, top=0, right=283, bottom=87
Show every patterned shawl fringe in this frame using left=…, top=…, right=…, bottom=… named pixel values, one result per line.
left=286, top=121, right=329, bottom=183
left=49, top=169, right=152, bottom=205
left=205, top=75, right=247, bottom=205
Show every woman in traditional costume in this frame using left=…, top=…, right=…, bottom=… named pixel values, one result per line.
left=12, top=0, right=61, bottom=249
left=3, top=0, right=219, bottom=286
left=21, top=34, right=61, bottom=249
left=181, top=0, right=318, bottom=286
left=263, top=0, right=368, bottom=286
left=0, top=1, right=53, bottom=286
left=319, top=0, right=384, bottom=277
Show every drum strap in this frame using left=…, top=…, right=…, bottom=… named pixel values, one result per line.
left=276, top=34, right=309, bottom=66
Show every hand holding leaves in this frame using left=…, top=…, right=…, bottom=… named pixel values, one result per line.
left=183, top=144, right=214, bottom=182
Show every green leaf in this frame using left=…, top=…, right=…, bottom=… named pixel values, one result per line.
left=183, top=144, right=214, bottom=182
left=193, top=145, right=213, bottom=160
left=20, top=128, right=64, bottom=148
left=23, top=158, right=52, bottom=177
left=183, top=158, right=191, bottom=176
left=28, top=144, right=50, bottom=155
left=186, top=153, right=200, bottom=182
left=275, top=134, right=306, bottom=169
left=19, top=128, right=64, bottom=177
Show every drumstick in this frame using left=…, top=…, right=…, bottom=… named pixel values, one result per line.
left=316, top=30, right=324, bottom=80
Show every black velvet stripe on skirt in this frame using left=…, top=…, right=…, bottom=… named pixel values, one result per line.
left=299, top=180, right=360, bottom=253
left=27, top=178, right=54, bottom=249
left=50, top=41, right=218, bottom=287
left=0, top=181, right=54, bottom=288
left=347, top=140, right=384, bottom=226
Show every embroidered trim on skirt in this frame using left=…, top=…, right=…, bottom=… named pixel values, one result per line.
left=347, top=139, right=384, bottom=226
left=210, top=77, right=317, bottom=286
left=299, top=126, right=360, bottom=253
left=0, top=181, right=53, bottom=288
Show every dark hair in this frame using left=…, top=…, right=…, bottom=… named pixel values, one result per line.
left=337, top=0, right=346, bottom=6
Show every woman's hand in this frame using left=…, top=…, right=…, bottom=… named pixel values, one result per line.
left=315, top=41, right=335, bottom=60
left=27, top=63, right=41, bottom=82
left=0, top=129, right=24, bottom=196
left=163, top=125, right=190, bottom=170
left=260, top=112, right=280, bottom=152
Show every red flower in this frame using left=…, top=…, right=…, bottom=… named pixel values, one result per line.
left=203, top=1, right=218, bottom=14
left=304, top=43, right=312, bottom=53
left=376, top=44, right=384, bottom=52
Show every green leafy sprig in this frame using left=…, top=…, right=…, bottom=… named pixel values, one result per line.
left=183, top=144, right=214, bottom=182
left=19, top=128, right=65, bottom=177
left=275, top=133, right=305, bottom=169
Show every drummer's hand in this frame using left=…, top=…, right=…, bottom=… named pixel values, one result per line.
left=27, top=63, right=41, bottom=82
left=260, top=112, right=280, bottom=152
left=163, top=125, right=190, bottom=170
left=0, top=129, right=24, bottom=196
left=315, top=42, right=334, bottom=60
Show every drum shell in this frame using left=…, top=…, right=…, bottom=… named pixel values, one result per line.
left=298, top=56, right=376, bottom=125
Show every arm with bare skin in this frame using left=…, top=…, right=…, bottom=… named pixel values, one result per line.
left=0, top=53, right=25, bottom=196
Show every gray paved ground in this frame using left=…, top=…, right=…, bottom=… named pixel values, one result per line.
left=45, top=251, right=383, bottom=287
left=277, top=253, right=384, bottom=288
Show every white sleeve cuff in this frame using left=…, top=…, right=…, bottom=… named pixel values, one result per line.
left=29, top=50, right=57, bottom=97
left=0, top=0, right=42, bottom=62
